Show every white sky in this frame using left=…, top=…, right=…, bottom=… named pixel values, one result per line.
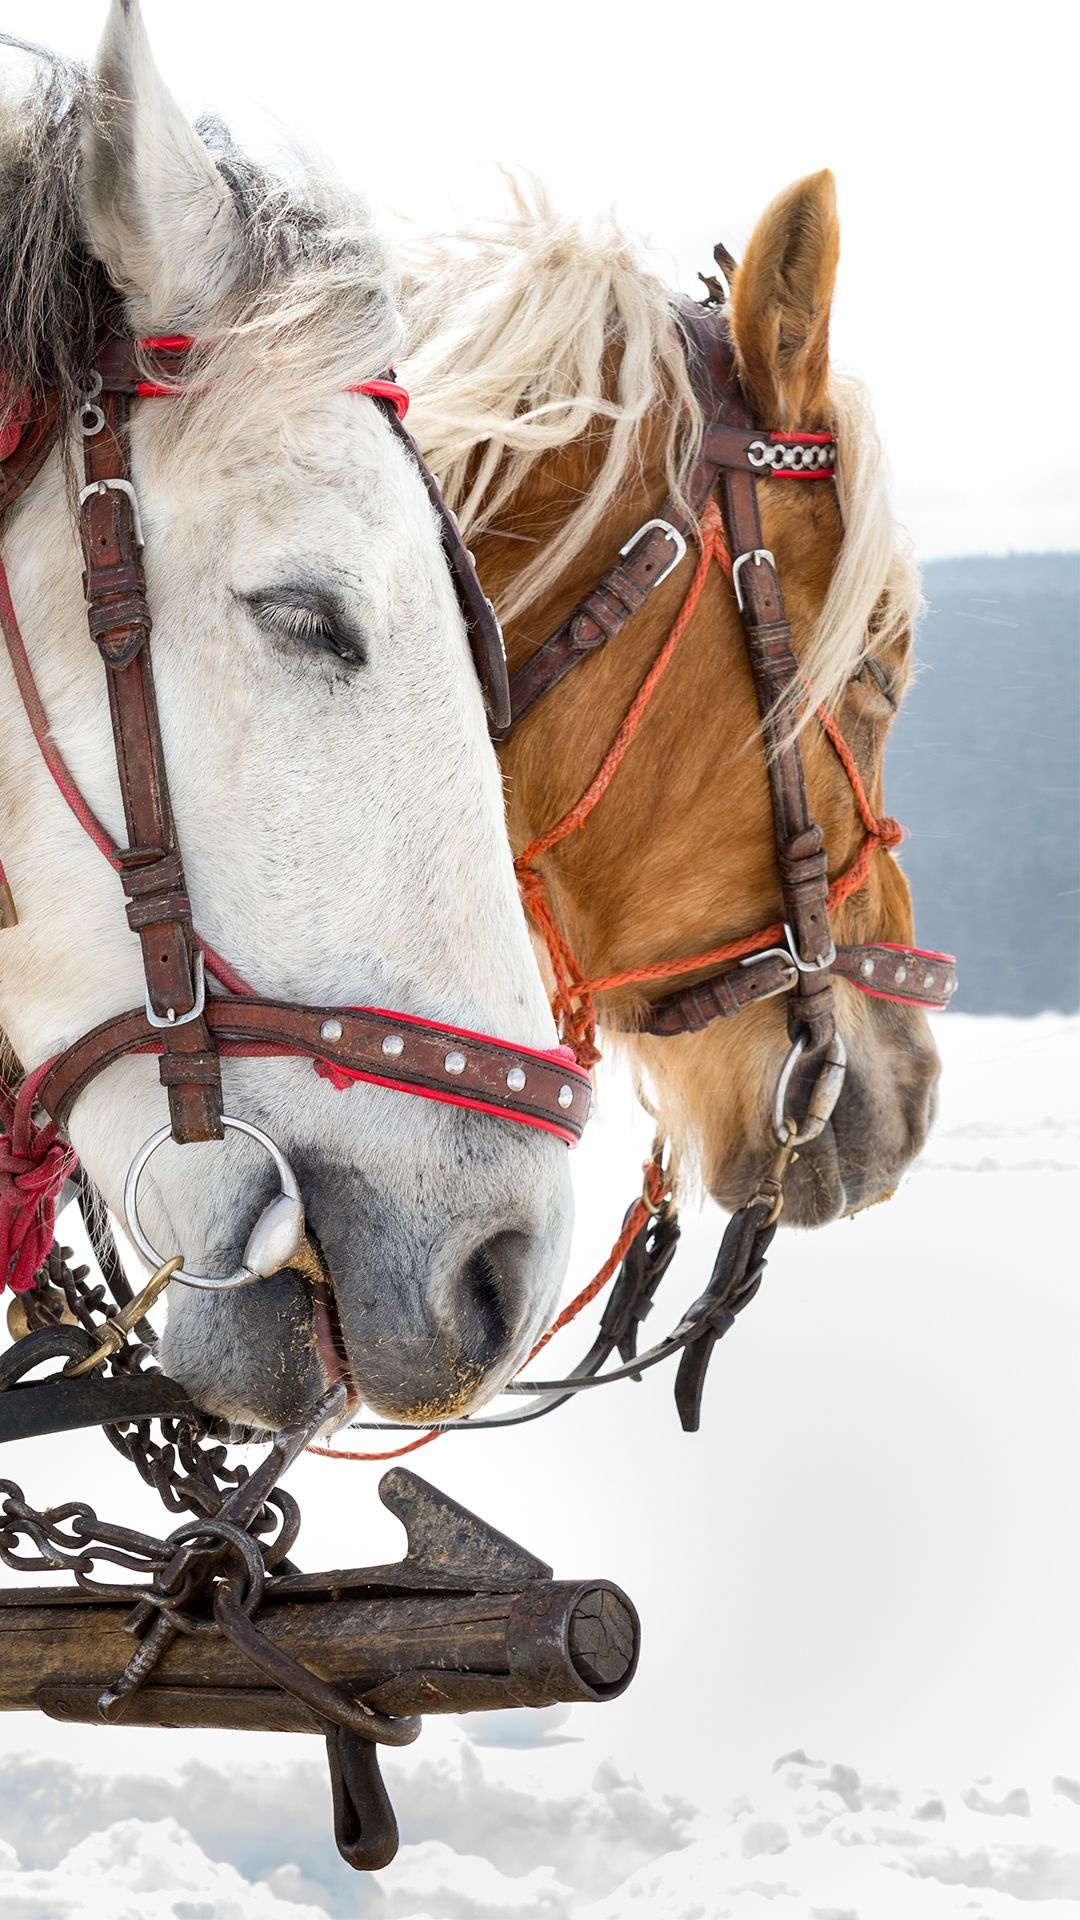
left=4, top=0, right=1078, bottom=558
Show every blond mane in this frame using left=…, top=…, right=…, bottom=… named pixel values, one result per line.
left=400, top=184, right=921, bottom=716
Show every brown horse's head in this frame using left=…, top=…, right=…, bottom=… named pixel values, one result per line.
left=404, top=174, right=943, bottom=1227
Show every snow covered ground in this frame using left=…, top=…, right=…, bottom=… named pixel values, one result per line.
left=0, top=1012, right=1076, bottom=1918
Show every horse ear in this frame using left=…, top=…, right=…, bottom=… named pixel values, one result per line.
left=80, top=0, right=239, bottom=329
left=729, top=169, right=839, bottom=430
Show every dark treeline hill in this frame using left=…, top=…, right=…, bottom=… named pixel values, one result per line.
left=887, top=553, right=1078, bottom=1015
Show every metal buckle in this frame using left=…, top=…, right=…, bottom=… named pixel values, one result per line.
left=124, top=1115, right=305, bottom=1291
left=144, top=947, right=206, bottom=1029
left=772, top=1032, right=848, bottom=1148
left=782, top=921, right=837, bottom=974
left=77, top=476, right=145, bottom=547
left=737, top=946, right=799, bottom=999
left=619, top=519, right=688, bottom=587
left=731, top=547, right=776, bottom=613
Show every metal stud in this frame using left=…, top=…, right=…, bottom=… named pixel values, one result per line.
left=381, top=1033, right=405, bottom=1058
left=860, top=957, right=875, bottom=978
left=506, top=1066, right=527, bottom=1092
left=444, top=1050, right=467, bottom=1076
left=923, top=972, right=936, bottom=990
left=557, top=1084, right=574, bottom=1109
left=320, top=1018, right=343, bottom=1043
left=894, top=966, right=907, bottom=985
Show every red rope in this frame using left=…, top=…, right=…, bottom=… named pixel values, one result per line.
left=514, top=503, right=731, bottom=1066
left=0, top=1058, right=76, bottom=1294
left=513, top=510, right=904, bottom=1065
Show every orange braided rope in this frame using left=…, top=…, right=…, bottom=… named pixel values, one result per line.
left=514, top=502, right=732, bottom=1065
left=514, top=507, right=902, bottom=1064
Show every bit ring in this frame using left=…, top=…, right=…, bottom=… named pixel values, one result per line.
left=124, top=1116, right=304, bottom=1291
left=772, top=1032, right=848, bottom=1148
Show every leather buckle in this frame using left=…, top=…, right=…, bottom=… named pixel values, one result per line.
left=144, top=948, right=206, bottom=1029
left=618, top=519, right=687, bottom=587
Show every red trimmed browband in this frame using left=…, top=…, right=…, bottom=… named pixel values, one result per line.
left=133, top=338, right=410, bottom=418
left=35, top=1000, right=593, bottom=1148
left=834, top=943, right=958, bottom=1010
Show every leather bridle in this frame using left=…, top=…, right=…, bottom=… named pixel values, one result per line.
left=499, top=296, right=957, bottom=1086
left=0, top=329, right=591, bottom=1297
left=326, top=285, right=961, bottom=1446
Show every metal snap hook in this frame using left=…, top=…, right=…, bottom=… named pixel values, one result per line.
left=123, top=1116, right=305, bottom=1291
left=772, top=1032, right=848, bottom=1148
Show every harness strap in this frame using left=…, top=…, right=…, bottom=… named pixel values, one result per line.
left=79, top=382, right=224, bottom=1142
left=502, top=297, right=954, bottom=1062
left=34, top=998, right=591, bottom=1148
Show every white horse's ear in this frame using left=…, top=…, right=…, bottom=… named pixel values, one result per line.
left=729, top=169, right=839, bottom=431
left=80, top=0, right=239, bottom=329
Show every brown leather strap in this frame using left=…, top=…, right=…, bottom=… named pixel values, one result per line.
left=79, top=384, right=223, bottom=1142
left=376, top=403, right=511, bottom=735
left=643, top=943, right=958, bottom=1036
left=503, top=519, right=693, bottom=736
left=36, top=997, right=592, bottom=1144
left=643, top=950, right=798, bottom=1035
left=673, top=302, right=837, bottom=1050
left=830, top=944, right=957, bottom=1009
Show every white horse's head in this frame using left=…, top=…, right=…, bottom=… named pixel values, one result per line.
left=0, top=1, right=572, bottom=1429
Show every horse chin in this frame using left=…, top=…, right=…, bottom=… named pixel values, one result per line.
left=157, top=1267, right=333, bottom=1435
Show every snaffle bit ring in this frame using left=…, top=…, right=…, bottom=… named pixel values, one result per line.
left=124, top=1115, right=305, bottom=1291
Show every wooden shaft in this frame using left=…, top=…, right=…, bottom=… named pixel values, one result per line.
left=0, top=1578, right=637, bottom=1729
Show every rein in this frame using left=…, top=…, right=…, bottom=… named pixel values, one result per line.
left=0, top=332, right=591, bottom=1299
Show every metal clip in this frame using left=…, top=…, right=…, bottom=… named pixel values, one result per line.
left=78, top=371, right=105, bottom=438
left=619, top=519, right=688, bottom=587
left=746, top=1137, right=800, bottom=1227
left=62, top=1255, right=182, bottom=1378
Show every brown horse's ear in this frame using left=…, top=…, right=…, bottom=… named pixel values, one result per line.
left=729, top=170, right=839, bottom=430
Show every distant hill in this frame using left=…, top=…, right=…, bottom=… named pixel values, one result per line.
left=887, top=553, right=1079, bottom=1014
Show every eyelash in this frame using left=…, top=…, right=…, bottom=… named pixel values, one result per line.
left=855, top=657, right=896, bottom=707
left=247, top=598, right=366, bottom=665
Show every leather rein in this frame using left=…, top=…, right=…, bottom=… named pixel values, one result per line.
left=0, top=332, right=591, bottom=1299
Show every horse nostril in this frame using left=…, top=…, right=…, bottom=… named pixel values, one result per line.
left=457, top=1231, right=528, bottom=1366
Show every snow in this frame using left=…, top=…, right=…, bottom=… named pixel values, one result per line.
left=0, top=1012, right=1076, bottom=1916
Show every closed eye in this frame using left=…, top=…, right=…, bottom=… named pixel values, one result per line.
left=240, top=585, right=367, bottom=666
left=853, top=655, right=897, bottom=708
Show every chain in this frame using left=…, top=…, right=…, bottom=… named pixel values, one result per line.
left=6, top=1232, right=270, bottom=1525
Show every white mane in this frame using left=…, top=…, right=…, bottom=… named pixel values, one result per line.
left=400, top=185, right=922, bottom=715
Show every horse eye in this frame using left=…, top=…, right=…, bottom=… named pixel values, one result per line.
left=854, top=656, right=896, bottom=708
left=241, top=589, right=367, bottom=666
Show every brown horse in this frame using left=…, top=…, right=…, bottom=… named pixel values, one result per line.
left=402, top=172, right=944, bottom=1229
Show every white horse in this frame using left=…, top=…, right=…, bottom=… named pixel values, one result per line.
left=0, top=2, right=571, bottom=1430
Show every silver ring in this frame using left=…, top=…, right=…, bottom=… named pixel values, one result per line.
left=124, top=1116, right=304, bottom=1291
left=772, top=1032, right=848, bottom=1148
